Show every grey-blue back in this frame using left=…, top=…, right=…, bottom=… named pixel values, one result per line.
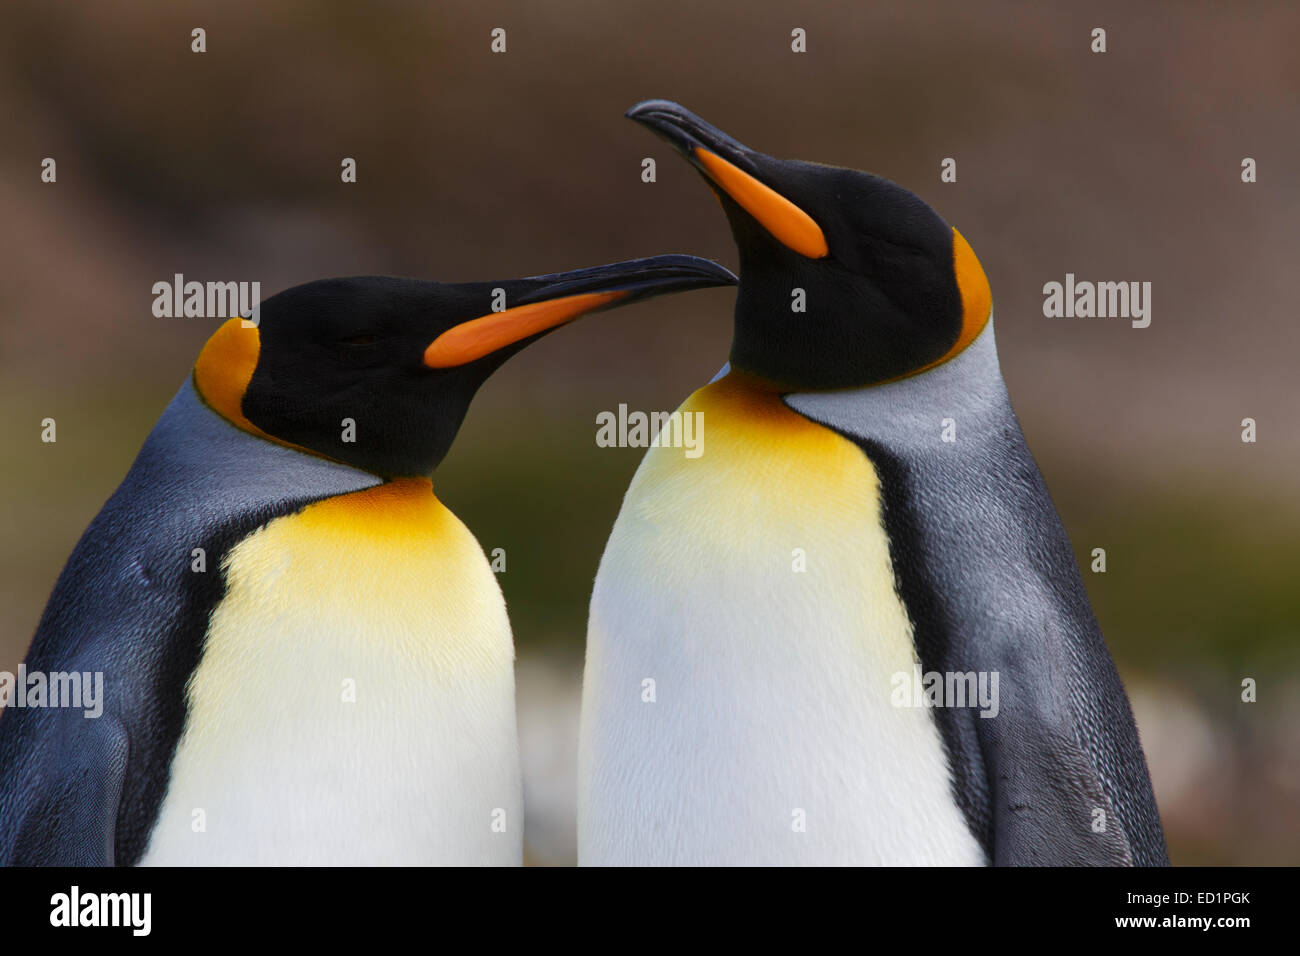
left=0, top=380, right=379, bottom=865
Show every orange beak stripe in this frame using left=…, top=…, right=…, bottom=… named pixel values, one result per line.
left=694, top=148, right=829, bottom=259
left=424, top=290, right=628, bottom=368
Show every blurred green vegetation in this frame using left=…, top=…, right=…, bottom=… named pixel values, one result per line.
left=1056, top=475, right=1300, bottom=678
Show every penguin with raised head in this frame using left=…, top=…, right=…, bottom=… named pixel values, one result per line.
left=0, top=255, right=735, bottom=866
left=579, top=101, right=1167, bottom=866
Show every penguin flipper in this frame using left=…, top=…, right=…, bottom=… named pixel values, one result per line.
left=975, top=673, right=1133, bottom=864
left=5, top=712, right=129, bottom=866
left=972, top=611, right=1162, bottom=867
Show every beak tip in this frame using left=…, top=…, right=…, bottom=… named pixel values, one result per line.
left=622, top=254, right=737, bottom=291
left=655, top=253, right=737, bottom=287
left=624, top=99, right=698, bottom=152
left=708, top=262, right=740, bottom=287
left=625, top=98, right=676, bottom=120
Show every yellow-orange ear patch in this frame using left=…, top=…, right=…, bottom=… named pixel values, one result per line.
left=193, top=318, right=271, bottom=438
left=951, top=227, right=991, bottom=354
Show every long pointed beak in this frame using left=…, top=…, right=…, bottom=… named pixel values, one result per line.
left=423, top=254, right=735, bottom=368
left=626, top=100, right=829, bottom=260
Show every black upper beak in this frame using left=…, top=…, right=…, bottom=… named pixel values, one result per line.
left=626, top=100, right=831, bottom=262
left=517, top=253, right=736, bottom=308
left=625, top=100, right=761, bottom=176
left=424, top=255, right=735, bottom=369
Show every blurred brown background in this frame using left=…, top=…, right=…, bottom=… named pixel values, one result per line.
left=1, top=0, right=1297, bottom=865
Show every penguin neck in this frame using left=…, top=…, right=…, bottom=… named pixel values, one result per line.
left=697, top=368, right=838, bottom=454
left=786, top=318, right=1004, bottom=404
left=879, top=317, right=1003, bottom=394
left=710, top=366, right=789, bottom=398
left=783, top=318, right=1014, bottom=454
left=301, top=475, right=444, bottom=536
left=192, top=318, right=363, bottom=471
left=724, top=316, right=1002, bottom=399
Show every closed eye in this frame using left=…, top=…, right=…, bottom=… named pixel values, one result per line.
left=874, top=235, right=932, bottom=258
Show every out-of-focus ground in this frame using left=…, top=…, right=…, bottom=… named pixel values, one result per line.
left=1, top=1, right=1297, bottom=865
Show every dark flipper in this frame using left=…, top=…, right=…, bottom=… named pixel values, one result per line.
left=6, top=713, right=129, bottom=866
left=974, top=611, right=1143, bottom=865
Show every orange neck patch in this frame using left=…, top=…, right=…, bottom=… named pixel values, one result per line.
left=296, top=476, right=445, bottom=540
left=659, top=369, right=872, bottom=500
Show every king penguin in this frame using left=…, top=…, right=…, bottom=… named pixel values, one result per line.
left=0, top=255, right=735, bottom=866
left=578, top=101, right=1168, bottom=867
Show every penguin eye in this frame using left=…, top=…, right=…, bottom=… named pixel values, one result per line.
left=339, top=333, right=380, bottom=346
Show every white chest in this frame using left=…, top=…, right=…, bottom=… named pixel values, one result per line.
left=139, top=481, right=521, bottom=866
left=579, top=378, right=986, bottom=865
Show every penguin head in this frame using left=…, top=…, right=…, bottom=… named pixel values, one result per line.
left=192, top=257, right=735, bottom=477
left=627, top=100, right=992, bottom=390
